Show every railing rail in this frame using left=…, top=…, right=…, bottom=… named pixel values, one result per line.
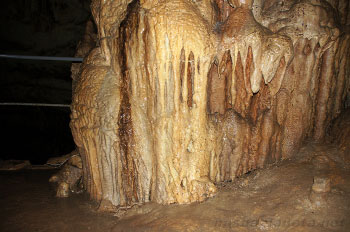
left=1, top=54, right=81, bottom=108
left=0, top=103, right=70, bottom=107
left=0, top=54, right=83, bottom=62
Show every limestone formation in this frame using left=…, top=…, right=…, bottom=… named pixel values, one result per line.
left=331, top=108, right=350, bottom=164
left=49, top=150, right=83, bottom=197
left=70, top=0, right=350, bottom=207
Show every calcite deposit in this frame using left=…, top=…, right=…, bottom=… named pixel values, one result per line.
left=49, top=151, right=83, bottom=197
left=70, top=0, right=350, bottom=208
left=331, top=108, right=350, bottom=162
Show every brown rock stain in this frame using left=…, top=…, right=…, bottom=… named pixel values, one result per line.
left=187, top=51, right=195, bottom=108
left=118, top=2, right=139, bottom=205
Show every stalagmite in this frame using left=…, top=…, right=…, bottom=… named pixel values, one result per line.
left=70, top=0, right=350, bottom=208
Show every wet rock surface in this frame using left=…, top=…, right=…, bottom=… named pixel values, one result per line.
left=110, top=143, right=350, bottom=232
left=0, top=170, right=116, bottom=232
left=70, top=0, right=350, bottom=207
left=1, top=141, right=349, bottom=232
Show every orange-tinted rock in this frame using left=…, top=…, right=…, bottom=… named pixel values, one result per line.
left=70, top=0, right=350, bottom=207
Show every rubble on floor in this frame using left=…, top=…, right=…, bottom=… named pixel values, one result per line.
left=0, top=160, right=31, bottom=171
left=48, top=149, right=83, bottom=197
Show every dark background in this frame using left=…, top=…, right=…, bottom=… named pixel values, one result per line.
left=0, top=0, right=91, bottom=164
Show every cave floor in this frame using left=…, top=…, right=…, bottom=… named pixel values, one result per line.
left=0, top=169, right=117, bottom=232
left=1, top=142, right=349, bottom=232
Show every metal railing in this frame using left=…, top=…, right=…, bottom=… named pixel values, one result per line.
left=1, top=54, right=82, bottom=108
left=0, top=54, right=83, bottom=62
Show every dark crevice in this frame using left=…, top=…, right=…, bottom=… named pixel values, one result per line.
left=118, top=0, right=140, bottom=205
left=179, top=48, right=186, bottom=102
left=187, top=51, right=195, bottom=108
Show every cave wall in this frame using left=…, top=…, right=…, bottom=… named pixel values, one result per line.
left=70, top=0, right=350, bottom=207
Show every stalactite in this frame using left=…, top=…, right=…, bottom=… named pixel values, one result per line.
left=71, top=0, right=350, bottom=207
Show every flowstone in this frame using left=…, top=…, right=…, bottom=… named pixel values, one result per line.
left=70, top=0, right=350, bottom=207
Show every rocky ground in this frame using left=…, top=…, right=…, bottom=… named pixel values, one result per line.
left=110, top=142, right=350, bottom=232
left=0, top=169, right=116, bottom=232
left=0, top=141, right=349, bottom=232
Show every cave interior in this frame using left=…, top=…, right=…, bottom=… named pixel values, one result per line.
left=0, top=0, right=350, bottom=232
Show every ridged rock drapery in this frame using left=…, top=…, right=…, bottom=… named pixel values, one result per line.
left=70, top=0, right=350, bottom=208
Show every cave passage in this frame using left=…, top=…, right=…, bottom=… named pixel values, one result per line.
left=0, top=0, right=91, bottom=164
